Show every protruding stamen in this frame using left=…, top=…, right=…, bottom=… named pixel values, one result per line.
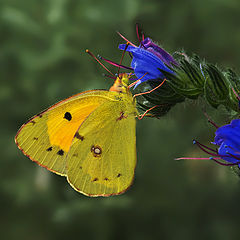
left=99, top=56, right=133, bottom=70
left=175, top=156, right=240, bottom=166
left=226, top=152, right=240, bottom=161
left=225, top=145, right=240, bottom=155
left=193, top=139, right=218, bottom=153
left=210, top=157, right=240, bottom=166
left=193, top=140, right=219, bottom=157
left=136, top=23, right=141, bottom=43
left=86, top=49, right=114, bottom=76
left=203, top=112, right=219, bottom=128
left=117, top=31, right=137, bottom=47
left=175, top=157, right=217, bottom=161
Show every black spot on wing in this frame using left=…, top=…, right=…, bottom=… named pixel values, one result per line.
left=33, top=137, right=38, bottom=140
left=47, top=147, right=52, bottom=151
left=57, top=149, right=64, bottom=156
left=74, top=132, right=84, bottom=141
left=92, top=178, right=98, bottom=182
left=64, top=112, right=72, bottom=121
left=117, top=173, right=122, bottom=178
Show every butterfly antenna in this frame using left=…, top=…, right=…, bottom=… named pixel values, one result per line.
left=102, top=73, right=116, bottom=80
left=86, top=49, right=114, bottom=76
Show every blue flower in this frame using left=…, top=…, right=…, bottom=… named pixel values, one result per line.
left=213, top=119, right=240, bottom=164
left=190, top=119, right=240, bottom=166
left=119, top=37, right=177, bottom=86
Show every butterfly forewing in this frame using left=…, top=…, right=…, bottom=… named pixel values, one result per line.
left=15, top=90, right=113, bottom=175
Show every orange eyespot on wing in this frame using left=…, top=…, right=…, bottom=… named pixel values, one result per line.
left=15, top=90, right=112, bottom=175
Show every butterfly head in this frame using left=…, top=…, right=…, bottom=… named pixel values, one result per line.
left=109, top=73, right=130, bottom=93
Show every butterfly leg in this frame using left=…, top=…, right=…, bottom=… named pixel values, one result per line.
left=133, top=78, right=166, bottom=100
left=137, top=105, right=159, bottom=120
left=128, top=72, right=149, bottom=89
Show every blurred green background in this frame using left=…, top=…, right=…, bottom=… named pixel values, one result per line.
left=2, top=0, right=240, bottom=239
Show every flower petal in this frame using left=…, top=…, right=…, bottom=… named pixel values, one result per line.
left=119, top=44, right=173, bottom=83
left=141, top=38, right=178, bottom=66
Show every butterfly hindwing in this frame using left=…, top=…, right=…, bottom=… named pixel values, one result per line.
left=15, top=90, right=113, bottom=175
left=66, top=92, right=137, bottom=196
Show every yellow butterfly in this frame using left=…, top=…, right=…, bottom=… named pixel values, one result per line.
left=15, top=73, right=139, bottom=197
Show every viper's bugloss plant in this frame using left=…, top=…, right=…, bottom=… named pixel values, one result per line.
left=118, top=33, right=240, bottom=117
left=116, top=29, right=240, bottom=178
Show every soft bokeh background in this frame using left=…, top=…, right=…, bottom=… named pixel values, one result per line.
left=2, top=0, right=240, bottom=239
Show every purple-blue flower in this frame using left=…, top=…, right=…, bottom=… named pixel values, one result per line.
left=119, top=37, right=178, bottom=86
left=177, top=119, right=240, bottom=167
left=213, top=119, right=240, bottom=164
left=186, top=119, right=240, bottom=166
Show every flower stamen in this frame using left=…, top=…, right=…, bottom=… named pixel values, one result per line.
left=98, top=56, right=133, bottom=71
left=116, top=31, right=137, bottom=47
left=203, top=112, right=219, bottom=128
left=210, top=157, right=240, bottom=166
left=193, top=140, right=218, bottom=153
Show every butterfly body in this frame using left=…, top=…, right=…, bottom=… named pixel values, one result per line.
left=15, top=73, right=138, bottom=196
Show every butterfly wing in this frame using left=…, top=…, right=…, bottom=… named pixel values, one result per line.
left=66, top=93, right=137, bottom=196
left=15, top=90, right=113, bottom=176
